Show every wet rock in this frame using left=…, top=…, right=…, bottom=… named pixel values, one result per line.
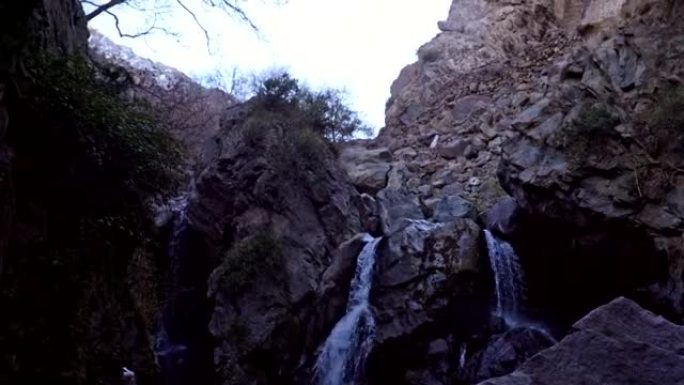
left=373, top=218, right=481, bottom=343
left=486, top=197, right=522, bottom=237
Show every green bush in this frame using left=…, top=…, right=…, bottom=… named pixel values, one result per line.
left=218, top=232, right=283, bottom=292
left=28, top=54, right=185, bottom=197
left=645, top=86, right=684, bottom=153
left=0, top=53, right=180, bottom=383
left=572, top=102, right=620, bottom=134
left=252, top=72, right=372, bottom=143
left=549, top=102, right=621, bottom=169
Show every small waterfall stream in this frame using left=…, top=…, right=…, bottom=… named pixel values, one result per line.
left=484, top=229, right=525, bottom=326
left=458, top=342, right=467, bottom=370
left=154, top=185, right=213, bottom=385
left=155, top=194, right=191, bottom=384
left=314, top=235, right=382, bottom=385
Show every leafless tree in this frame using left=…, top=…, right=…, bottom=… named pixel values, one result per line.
left=80, top=0, right=279, bottom=46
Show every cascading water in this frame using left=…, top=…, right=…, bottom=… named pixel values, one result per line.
left=155, top=193, right=191, bottom=384
left=154, top=185, right=214, bottom=385
left=484, top=229, right=525, bottom=326
left=314, top=235, right=382, bottom=385
left=458, top=343, right=467, bottom=370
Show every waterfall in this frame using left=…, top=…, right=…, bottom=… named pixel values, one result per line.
left=458, top=343, right=467, bottom=370
left=314, top=235, right=382, bottom=385
left=155, top=193, right=191, bottom=384
left=484, top=229, right=525, bottom=326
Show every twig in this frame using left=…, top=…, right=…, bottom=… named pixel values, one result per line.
left=175, top=0, right=212, bottom=52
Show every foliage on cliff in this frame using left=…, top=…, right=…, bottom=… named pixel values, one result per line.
left=251, top=72, right=372, bottom=143
left=0, top=52, right=185, bottom=384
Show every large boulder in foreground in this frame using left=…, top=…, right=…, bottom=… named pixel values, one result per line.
left=479, top=297, right=684, bottom=385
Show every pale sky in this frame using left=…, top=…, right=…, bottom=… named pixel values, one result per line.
left=87, top=0, right=452, bottom=131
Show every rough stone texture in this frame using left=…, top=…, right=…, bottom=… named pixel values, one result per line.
left=189, top=102, right=362, bottom=385
left=460, top=327, right=555, bottom=384
left=373, top=218, right=481, bottom=343
left=370, top=0, right=575, bottom=213
left=498, top=5, right=684, bottom=317
left=89, top=31, right=235, bottom=167
left=332, top=1, right=684, bottom=384
left=479, top=297, right=684, bottom=385
left=0, top=1, right=162, bottom=384
left=339, top=143, right=391, bottom=194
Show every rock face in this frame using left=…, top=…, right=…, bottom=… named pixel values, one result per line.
left=374, top=218, right=482, bottom=344
left=89, top=31, right=235, bottom=166
left=367, top=215, right=488, bottom=385
left=337, top=0, right=684, bottom=384
left=460, top=327, right=555, bottom=384
left=0, top=1, right=162, bottom=384
left=479, top=297, right=684, bottom=385
left=186, top=101, right=363, bottom=385
left=497, top=2, right=684, bottom=317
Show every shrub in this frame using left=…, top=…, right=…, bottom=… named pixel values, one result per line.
left=572, top=102, right=620, bottom=134
left=218, top=232, right=283, bottom=292
left=27, top=54, right=185, bottom=198
left=251, top=71, right=372, bottom=143
left=644, top=86, right=684, bottom=153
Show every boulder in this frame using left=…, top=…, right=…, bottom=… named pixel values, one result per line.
left=339, top=145, right=392, bottom=194
left=460, top=327, right=555, bottom=384
left=377, top=187, right=424, bottom=234
left=373, top=218, right=481, bottom=343
left=485, top=197, right=522, bottom=237
left=432, top=195, right=477, bottom=223
left=479, top=297, right=684, bottom=385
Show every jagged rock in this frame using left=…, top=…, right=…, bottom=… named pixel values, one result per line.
left=373, top=218, right=481, bottom=343
left=339, top=144, right=392, bottom=193
left=437, top=139, right=471, bottom=160
left=89, top=32, right=235, bottom=165
left=451, top=95, right=492, bottom=124
left=479, top=297, right=684, bottom=385
left=461, top=327, right=555, bottom=384
left=359, top=193, right=383, bottom=236
left=498, top=14, right=684, bottom=315
left=377, top=187, right=424, bottom=234
left=193, top=104, right=362, bottom=385
left=432, top=195, right=477, bottom=223
left=486, top=197, right=522, bottom=236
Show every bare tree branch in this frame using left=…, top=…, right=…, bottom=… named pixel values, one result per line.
left=85, top=0, right=127, bottom=21
left=175, top=0, right=211, bottom=51
left=105, top=9, right=176, bottom=39
left=81, top=0, right=275, bottom=47
left=205, top=0, right=258, bottom=32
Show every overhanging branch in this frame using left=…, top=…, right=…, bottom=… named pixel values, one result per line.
left=85, top=0, right=127, bottom=21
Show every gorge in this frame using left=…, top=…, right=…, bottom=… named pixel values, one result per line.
left=1, top=0, right=684, bottom=385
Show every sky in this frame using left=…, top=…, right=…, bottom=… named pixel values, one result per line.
left=86, top=0, right=452, bottom=131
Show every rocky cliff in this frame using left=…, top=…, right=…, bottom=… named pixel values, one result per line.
left=0, top=1, right=164, bottom=384
left=338, top=0, right=684, bottom=384
left=4, top=0, right=684, bottom=385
